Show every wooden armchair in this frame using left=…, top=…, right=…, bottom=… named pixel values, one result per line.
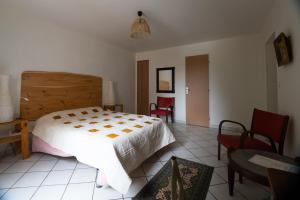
left=0, top=119, right=30, bottom=159
left=150, top=97, right=175, bottom=123
left=218, top=108, right=289, bottom=160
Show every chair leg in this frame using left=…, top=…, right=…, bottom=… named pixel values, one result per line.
left=239, top=173, right=243, bottom=184
left=166, top=115, right=169, bottom=123
left=171, top=112, right=174, bottom=123
left=218, top=143, right=221, bottom=160
left=228, top=164, right=235, bottom=196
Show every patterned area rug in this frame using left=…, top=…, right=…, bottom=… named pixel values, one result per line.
left=133, top=156, right=214, bottom=200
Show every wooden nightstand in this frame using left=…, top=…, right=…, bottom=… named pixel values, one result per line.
left=103, top=104, right=124, bottom=112
left=0, top=119, right=30, bottom=159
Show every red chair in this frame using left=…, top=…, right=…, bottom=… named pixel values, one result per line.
left=150, top=97, right=175, bottom=123
left=217, top=108, right=289, bottom=160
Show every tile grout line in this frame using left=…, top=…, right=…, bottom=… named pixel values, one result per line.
left=182, top=142, right=228, bottom=182
left=208, top=190, right=218, bottom=200
left=59, top=160, right=78, bottom=200
left=1, top=125, right=270, bottom=200
left=174, top=127, right=229, bottom=200
left=91, top=167, right=99, bottom=200
left=0, top=154, right=43, bottom=198
left=91, top=182, right=96, bottom=200
left=236, top=189, right=249, bottom=200
left=176, top=140, right=217, bottom=165
left=171, top=125, right=265, bottom=200
left=0, top=159, right=19, bottom=174
left=0, top=154, right=24, bottom=174
left=17, top=154, right=44, bottom=200
left=29, top=156, right=60, bottom=200
left=0, top=157, right=22, bottom=199
left=22, top=157, right=90, bottom=199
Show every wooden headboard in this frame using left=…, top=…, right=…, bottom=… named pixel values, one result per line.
left=20, top=71, right=102, bottom=120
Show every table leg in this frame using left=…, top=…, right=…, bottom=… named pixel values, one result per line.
left=228, top=164, right=235, bottom=196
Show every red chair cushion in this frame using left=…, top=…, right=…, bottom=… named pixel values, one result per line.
left=150, top=109, right=171, bottom=116
left=217, top=134, right=273, bottom=152
left=243, top=138, right=273, bottom=152
left=217, top=134, right=241, bottom=148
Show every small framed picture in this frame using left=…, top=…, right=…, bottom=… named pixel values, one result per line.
left=273, top=33, right=293, bottom=66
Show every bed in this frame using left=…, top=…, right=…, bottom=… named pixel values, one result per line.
left=20, top=71, right=175, bottom=194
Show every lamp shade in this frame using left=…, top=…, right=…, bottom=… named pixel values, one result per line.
left=0, top=74, right=14, bottom=123
left=130, top=11, right=151, bottom=39
left=104, top=80, right=115, bottom=106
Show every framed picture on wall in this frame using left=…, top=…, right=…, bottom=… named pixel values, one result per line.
left=273, top=32, right=293, bottom=66
left=156, top=67, right=175, bottom=93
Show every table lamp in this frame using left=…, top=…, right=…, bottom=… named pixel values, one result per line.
left=104, top=80, right=115, bottom=106
left=0, top=74, right=14, bottom=123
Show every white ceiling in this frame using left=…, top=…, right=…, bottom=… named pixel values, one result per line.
left=1, top=0, right=274, bottom=52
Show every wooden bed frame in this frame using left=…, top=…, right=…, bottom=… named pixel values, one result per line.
left=20, top=71, right=102, bottom=120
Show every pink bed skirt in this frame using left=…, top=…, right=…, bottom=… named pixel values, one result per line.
left=32, top=135, right=72, bottom=157
left=32, top=135, right=108, bottom=186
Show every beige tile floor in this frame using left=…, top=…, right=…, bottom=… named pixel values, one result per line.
left=0, top=123, right=270, bottom=200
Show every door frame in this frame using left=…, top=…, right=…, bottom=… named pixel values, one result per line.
left=265, top=33, right=278, bottom=113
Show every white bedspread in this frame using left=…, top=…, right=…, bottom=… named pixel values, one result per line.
left=32, top=107, right=175, bottom=194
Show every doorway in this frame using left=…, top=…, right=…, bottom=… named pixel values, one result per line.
left=265, top=33, right=278, bottom=113
left=185, top=55, right=209, bottom=127
left=137, top=60, right=149, bottom=115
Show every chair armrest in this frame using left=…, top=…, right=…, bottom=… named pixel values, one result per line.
left=166, top=105, right=174, bottom=111
left=247, top=131, right=278, bottom=153
left=218, top=120, right=247, bottom=135
left=239, top=131, right=250, bottom=148
left=149, top=103, right=157, bottom=112
left=0, top=119, right=24, bottom=127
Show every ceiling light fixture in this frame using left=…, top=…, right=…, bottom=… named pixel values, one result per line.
left=130, top=11, right=151, bottom=39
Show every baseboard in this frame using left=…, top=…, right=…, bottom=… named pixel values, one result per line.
left=210, top=123, right=243, bottom=132
left=174, top=120, right=186, bottom=124
left=171, top=121, right=241, bottom=131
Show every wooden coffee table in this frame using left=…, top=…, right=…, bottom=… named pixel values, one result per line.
left=227, top=149, right=298, bottom=196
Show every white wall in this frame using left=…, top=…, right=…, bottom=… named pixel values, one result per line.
left=136, top=34, right=267, bottom=127
left=262, top=0, right=300, bottom=156
left=0, top=5, right=135, bottom=117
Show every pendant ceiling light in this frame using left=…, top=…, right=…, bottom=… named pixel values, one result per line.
left=130, top=11, right=151, bottom=39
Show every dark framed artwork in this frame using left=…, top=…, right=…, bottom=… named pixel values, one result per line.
left=156, top=67, right=175, bottom=93
left=273, top=32, right=293, bottom=66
